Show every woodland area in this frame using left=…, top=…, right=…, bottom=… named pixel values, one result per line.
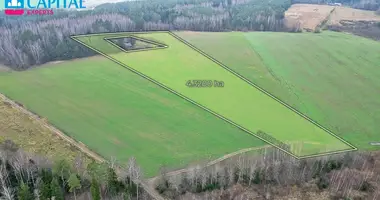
left=0, top=0, right=292, bottom=69
left=153, top=148, right=380, bottom=200
left=0, top=0, right=379, bottom=69
left=0, top=140, right=148, bottom=200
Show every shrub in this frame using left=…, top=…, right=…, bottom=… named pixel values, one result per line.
left=1, top=140, right=19, bottom=152
left=314, top=27, right=322, bottom=33
left=324, top=160, right=343, bottom=173
left=252, top=169, right=262, bottom=185
left=155, top=179, right=170, bottom=194
left=203, top=182, right=220, bottom=191
left=317, top=176, right=330, bottom=190
left=359, top=181, right=373, bottom=192
left=18, top=182, right=33, bottom=200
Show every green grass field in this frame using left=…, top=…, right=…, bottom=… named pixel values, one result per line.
left=74, top=32, right=353, bottom=157
left=177, top=31, right=380, bottom=151
left=0, top=97, right=93, bottom=166
left=1, top=30, right=375, bottom=176
left=0, top=56, right=269, bottom=177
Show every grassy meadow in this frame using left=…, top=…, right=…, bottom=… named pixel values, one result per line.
left=0, top=97, right=93, bottom=165
left=177, top=31, right=380, bottom=150
left=76, top=32, right=352, bottom=157
left=1, top=30, right=376, bottom=176
left=0, top=56, right=266, bottom=177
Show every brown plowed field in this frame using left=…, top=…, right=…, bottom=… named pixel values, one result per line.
left=329, top=6, right=380, bottom=24
left=285, top=4, right=380, bottom=31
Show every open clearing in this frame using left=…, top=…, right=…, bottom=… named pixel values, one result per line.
left=0, top=56, right=266, bottom=177
left=285, top=4, right=380, bottom=30
left=329, top=6, right=380, bottom=25
left=1, top=31, right=372, bottom=177
left=74, top=32, right=353, bottom=158
left=285, top=4, right=335, bottom=30
left=177, top=31, right=380, bottom=152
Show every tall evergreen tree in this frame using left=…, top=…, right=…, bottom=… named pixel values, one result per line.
left=51, top=177, right=64, bottom=200
left=106, top=167, right=120, bottom=196
left=68, top=173, right=82, bottom=200
left=90, top=177, right=101, bottom=200
left=18, top=182, right=33, bottom=200
left=39, top=180, right=51, bottom=200
left=39, top=169, right=53, bottom=200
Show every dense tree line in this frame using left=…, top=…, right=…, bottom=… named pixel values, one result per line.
left=1, top=0, right=378, bottom=69
left=0, top=0, right=292, bottom=70
left=0, top=13, right=135, bottom=70
left=94, top=0, right=291, bottom=31
left=154, top=147, right=379, bottom=199
left=0, top=140, right=147, bottom=200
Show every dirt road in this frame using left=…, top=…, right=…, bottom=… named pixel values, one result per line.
left=147, top=145, right=272, bottom=186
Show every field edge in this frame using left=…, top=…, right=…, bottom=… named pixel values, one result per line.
left=71, top=31, right=358, bottom=159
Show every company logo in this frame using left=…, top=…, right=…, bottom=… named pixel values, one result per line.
left=4, top=0, right=86, bottom=16
left=5, top=0, right=25, bottom=15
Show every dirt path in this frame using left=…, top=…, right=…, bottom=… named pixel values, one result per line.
left=147, top=145, right=272, bottom=186
left=0, top=92, right=330, bottom=200
left=1, top=92, right=267, bottom=199
left=0, top=93, right=165, bottom=200
left=146, top=140, right=328, bottom=186
left=0, top=93, right=105, bottom=163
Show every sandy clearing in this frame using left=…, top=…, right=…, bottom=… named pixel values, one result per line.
left=285, top=4, right=380, bottom=31
left=329, top=6, right=380, bottom=25
left=285, top=4, right=335, bottom=31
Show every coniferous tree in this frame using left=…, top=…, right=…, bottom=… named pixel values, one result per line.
left=53, top=159, right=72, bottom=193
left=106, top=167, right=120, bottom=197
left=90, top=177, right=101, bottom=200
left=68, top=173, right=81, bottom=200
left=18, top=182, right=33, bottom=200
left=39, top=169, right=52, bottom=200
left=51, top=177, right=64, bottom=200
left=39, top=180, right=51, bottom=200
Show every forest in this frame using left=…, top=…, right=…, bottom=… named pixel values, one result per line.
left=291, top=0, right=380, bottom=10
left=0, top=0, right=379, bottom=69
left=153, top=148, right=380, bottom=199
left=0, top=139, right=147, bottom=200
left=0, top=0, right=292, bottom=69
